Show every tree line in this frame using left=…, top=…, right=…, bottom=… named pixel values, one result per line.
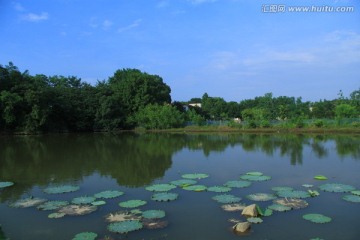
left=0, top=62, right=359, bottom=132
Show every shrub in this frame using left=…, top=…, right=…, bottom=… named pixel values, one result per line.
left=314, top=120, right=324, bottom=128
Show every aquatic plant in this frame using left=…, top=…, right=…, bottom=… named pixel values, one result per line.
left=142, top=219, right=168, bottom=229
left=43, top=185, right=80, bottom=194
left=142, top=210, right=166, bottom=219
left=72, top=196, right=96, bottom=205
left=145, top=184, right=176, bottom=192
left=263, top=208, right=273, bottom=217
left=10, top=197, right=47, bottom=208
left=308, top=190, right=320, bottom=197
left=351, top=190, right=360, bottom=196
left=314, top=175, right=328, bottom=180
left=273, top=198, right=308, bottom=209
left=246, top=171, right=263, bottom=176
left=212, top=194, right=241, bottom=204
left=181, top=173, right=209, bottom=179
left=207, top=186, right=232, bottom=193
left=94, top=190, right=124, bottom=199
left=247, top=217, right=263, bottom=224
left=319, top=183, right=355, bottom=193
left=91, top=200, right=106, bottom=206
left=170, top=179, right=197, bottom=187
left=0, top=181, right=14, bottom=188
left=240, top=174, right=271, bottom=181
left=59, top=204, right=97, bottom=216
left=119, top=200, right=147, bottom=208
left=302, top=213, right=332, bottom=223
left=302, top=184, right=314, bottom=188
left=267, top=204, right=291, bottom=212
left=151, top=192, right=178, bottom=202
left=271, top=186, right=293, bottom=192
left=224, top=180, right=251, bottom=188
left=105, top=211, right=141, bottom=223
left=276, top=190, right=311, bottom=199
left=48, top=212, right=66, bottom=219
left=246, top=193, right=277, bottom=202
left=72, top=232, right=97, bottom=240
left=221, top=203, right=246, bottom=212
left=37, top=201, right=69, bottom=211
left=107, top=220, right=143, bottom=234
left=343, top=195, right=360, bottom=203
left=182, top=185, right=207, bottom=192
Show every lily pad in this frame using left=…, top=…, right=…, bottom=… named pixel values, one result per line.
left=72, top=232, right=97, bottom=240
left=207, top=186, right=232, bottom=193
left=151, top=192, right=178, bottom=202
left=273, top=198, right=308, bottom=209
left=142, top=219, right=168, bottom=229
left=59, top=204, right=97, bottom=216
left=142, top=210, right=166, bottom=219
left=314, top=175, right=328, bottom=180
left=91, top=200, right=106, bottom=206
left=107, top=220, right=143, bottom=234
left=268, top=204, right=291, bottom=212
left=302, top=184, right=314, bottom=188
left=145, top=184, right=176, bottom=192
left=308, top=190, right=320, bottom=197
left=246, top=193, right=277, bottom=201
left=246, top=171, right=263, bottom=176
left=170, top=179, right=197, bottom=187
left=247, top=217, right=263, bottom=224
left=48, top=212, right=66, bottom=219
left=224, top=180, right=251, bottom=188
left=0, top=181, right=14, bottom=188
left=44, top=185, right=80, bottom=194
left=221, top=203, right=246, bottom=212
left=240, top=175, right=271, bottom=181
left=182, top=185, right=207, bottom=192
left=319, top=183, right=355, bottom=193
left=212, top=194, right=241, bottom=204
left=263, top=208, right=273, bottom=217
left=72, top=196, right=96, bottom=205
left=343, top=195, right=360, bottom=203
left=277, top=190, right=311, bottom=199
left=351, top=190, right=360, bottom=196
left=271, top=186, right=293, bottom=192
left=10, top=197, right=47, bottom=208
left=37, top=201, right=69, bottom=211
left=94, top=190, right=124, bottom=199
left=105, top=211, right=141, bottom=223
left=119, top=200, right=147, bottom=208
left=181, top=173, right=209, bottom=179
left=303, top=213, right=332, bottom=223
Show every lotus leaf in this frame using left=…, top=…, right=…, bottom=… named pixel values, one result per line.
left=240, top=175, right=271, bottom=181
left=170, top=179, right=197, bottom=187
left=224, top=180, right=251, bottom=188
left=91, top=200, right=106, bottom=206
left=351, top=190, right=360, bottom=196
left=10, top=197, right=47, bottom=208
left=48, top=212, right=66, bottom=219
left=107, top=220, right=143, bottom=234
left=145, top=184, right=176, bottom=192
left=263, top=208, right=273, bottom=217
left=303, top=213, right=332, bottom=223
left=246, top=171, right=263, bottom=176
left=106, top=211, right=141, bottom=222
left=182, top=185, right=207, bottom=192
left=0, top=181, right=14, bottom=188
left=151, top=192, right=178, bottom=202
left=181, top=173, right=209, bottom=179
left=72, top=196, right=96, bottom=205
left=246, top=193, right=277, bottom=201
left=142, top=219, right=168, bottom=229
left=221, top=203, right=246, bottom=212
left=268, top=204, right=291, bottom=212
left=94, top=190, right=124, bottom=199
left=37, top=201, right=69, bottom=211
left=343, top=195, right=360, bottom=203
left=256, top=204, right=264, bottom=216
left=119, top=200, right=147, bottom=208
left=308, top=190, right=320, bottom=197
left=72, top=232, right=97, bottom=240
left=302, top=184, right=314, bottom=188
left=271, top=186, right=293, bottom=192
left=142, top=210, right=166, bottom=219
left=273, top=198, right=308, bottom=209
left=59, top=204, right=97, bottom=216
left=319, top=183, right=355, bottom=193
left=212, top=194, right=241, bottom=204
left=44, top=185, right=80, bottom=194
left=207, top=186, right=232, bottom=193
left=247, top=217, right=263, bottom=224
left=277, top=190, right=311, bottom=199
left=314, top=175, right=328, bottom=180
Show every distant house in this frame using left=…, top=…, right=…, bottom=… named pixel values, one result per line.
left=188, top=103, right=202, bottom=108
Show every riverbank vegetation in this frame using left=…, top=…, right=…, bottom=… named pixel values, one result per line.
left=0, top=62, right=359, bottom=134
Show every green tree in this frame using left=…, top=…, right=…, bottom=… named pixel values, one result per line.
left=335, top=104, right=357, bottom=120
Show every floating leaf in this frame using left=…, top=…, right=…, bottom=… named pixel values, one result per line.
left=314, top=175, right=328, bottom=180
left=207, top=186, right=232, bottom=193
left=59, top=204, right=97, bottom=216
left=119, top=200, right=147, bottom=208
left=319, top=183, right=355, bottom=193
left=48, top=212, right=66, bottom=219
left=72, top=232, right=97, bottom=240
left=142, top=219, right=168, bottom=229
left=181, top=173, right=209, bottom=179
left=263, top=208, right=273, bottom=217
left=142, top=210, right=166, bottom=219
left=170, top=179, right=197, bottom=187
left=107, top=220, right=143, bottom=234
left=271, top=186, right=293, bottom=192
left=44, top=185, right=80, bottom=194
left=247, top=217, right=263, bottom=224
left=303, top=213, right=332, bottom=224
left=277, top=190, right=311, bottom=199
left=310, top=238, right=324, bottom=240
left=343, top=195, right=360, bottom=203
left=10, top=197, right=47, bottom=208
left=0, top=181, right=14, bottom=188
left=273, top=198, right=308, bottom=209
left=130, top=209, right=143, bottom=215
left=91, top=200, right=106, bottom=206
left=268, top=204, right=291, bottom=212
left=246, top=171, right=263, bottom=176
left=221, top=203, right=246, bottom=212
left=240, top=175, right=271, bottom=181
left=145, top=184, right=176, bottom=192
left=351, top=190, right=360, bottom=196
left=308, top=190, right=320, bottom=197
left=224, top=180, right=251, bottom=188
left=72, top=196, right=96, bottom=205
left=212, top=194, right=241, bottom=204
left=94, top=190, right=124, bottom=199
left=105, top=211, right=141, bottom=223
left=182, top=185, right=207, bottom=192
left=302, top=184, right=314, bottom=188
left=37, top=201, right=69, bottom=211
left=256, top=204, right=264, bottom=216
left=151, top=192, right=178, bottom=202
left=246, top=193, right=277, bottom=202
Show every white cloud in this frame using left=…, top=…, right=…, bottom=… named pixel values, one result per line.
left=118, top=19, right=142, bottom=33
left=22, top=12, right=49, bottom=22
left=102, top=20, right=113, bottom=30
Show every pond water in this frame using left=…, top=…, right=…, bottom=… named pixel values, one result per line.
left=0, top=133, right=359, bottom=240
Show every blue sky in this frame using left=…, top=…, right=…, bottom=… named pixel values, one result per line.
left=1, top=0, right=359, bottom=102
